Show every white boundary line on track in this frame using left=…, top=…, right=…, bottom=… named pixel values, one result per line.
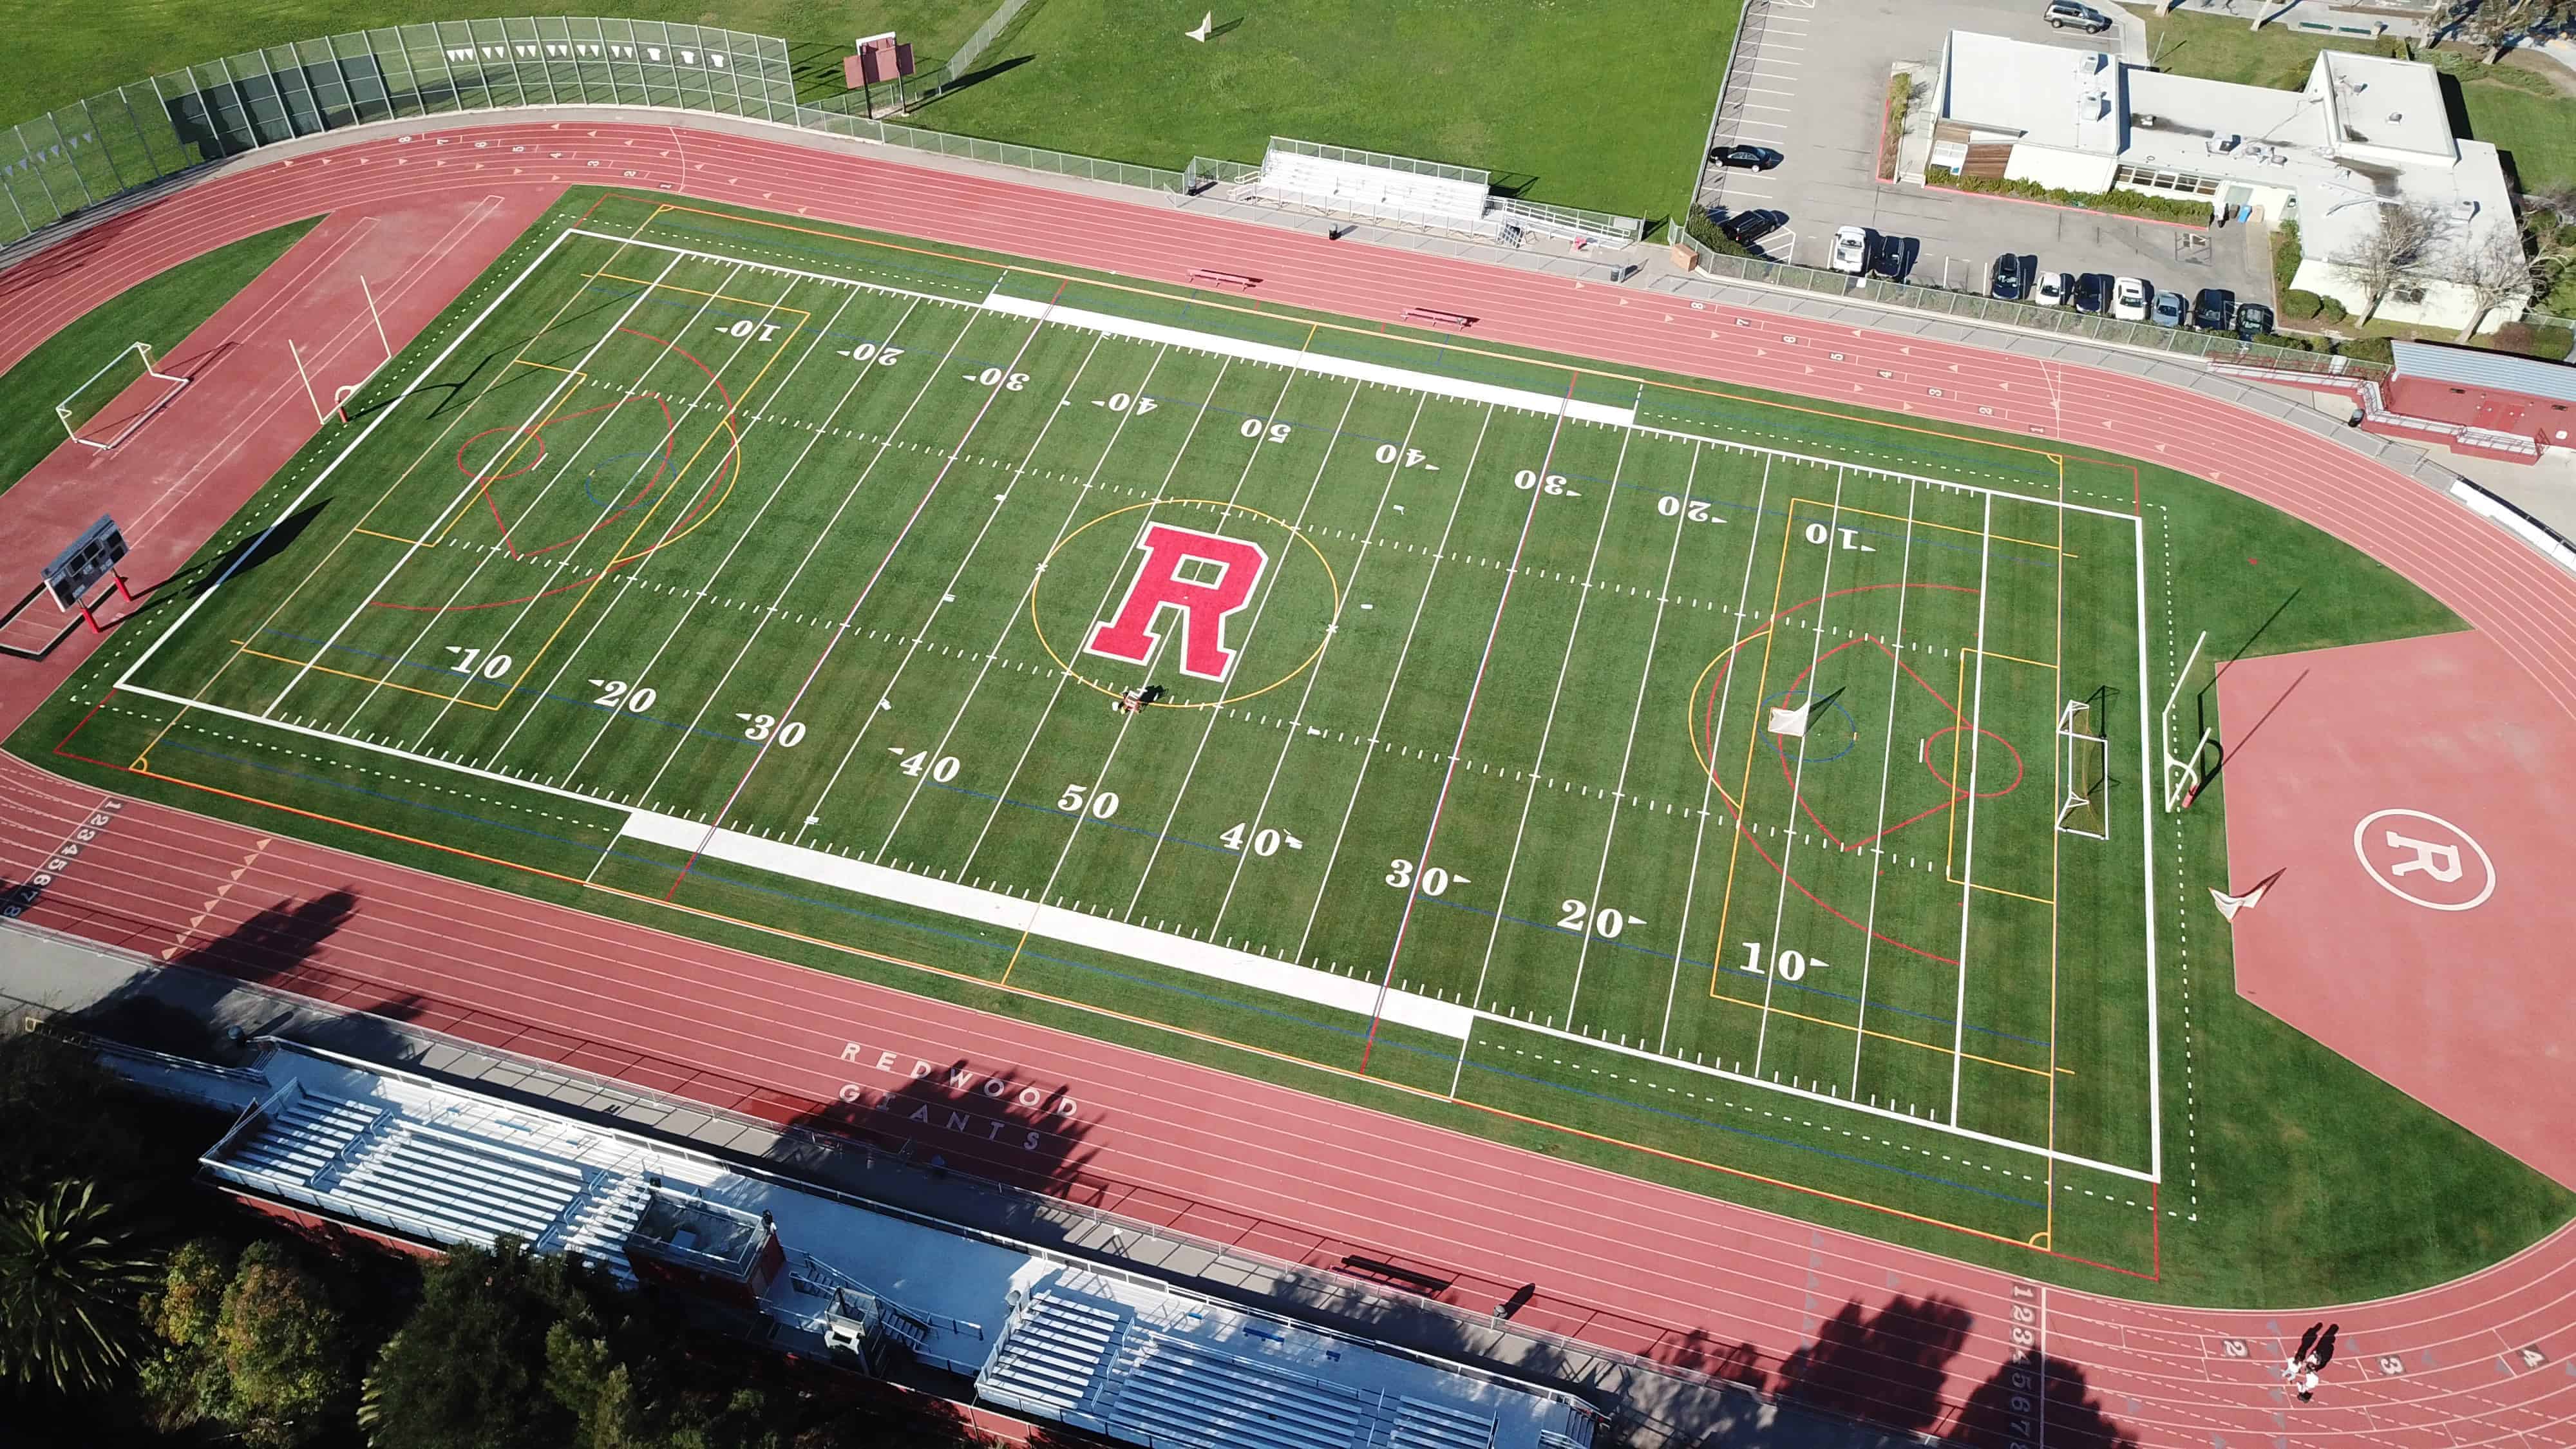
left=109, top=227, right=2164, bottom=1181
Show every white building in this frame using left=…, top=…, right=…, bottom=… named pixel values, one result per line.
left=1931, top=31, right=2524, bottom=333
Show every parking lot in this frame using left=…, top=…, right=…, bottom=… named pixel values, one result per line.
left=1699, top=0, right=2275, bottom=309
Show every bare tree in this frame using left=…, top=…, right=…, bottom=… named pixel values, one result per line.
left=2438, top=0, right=2573, bottom=63
left=2333, top=199, right=2447, bottom=324
left=2450, top=225, right=2543, bottom=339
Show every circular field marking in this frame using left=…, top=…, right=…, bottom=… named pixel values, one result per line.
left=1761, top=688, right=1862, bottom=765
left=1028, top=498, right=1339, bottom=709
left=2351, top=808, right=2496, bottom=912
left=1922, top=724, right=2025, bottom=799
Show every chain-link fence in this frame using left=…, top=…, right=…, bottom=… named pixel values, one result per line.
left=1670, top=227, right=2391, bottom=378
left=0, top=16, right=1190, bottom=252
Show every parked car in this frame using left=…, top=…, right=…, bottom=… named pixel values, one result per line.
left=1990, top=253, right=2033, bottom=301
left=1831, top=225, right=1870, bottom=274
left=1718, top=208, right=1786, bottom=247
left=2235, top=301, right=2277, bottom=339
left=1870, top=232, right=1911, bottom=281
left=2112, top=276, right=2150, bottom=322
left=2045, top=1, right=2112, bottom=33
left=1710, top=144, right=1784, bottom=170
left=2072, top=272, right=2109, bottom=315
left=2151, top=290, right=2188, bottom=328
left=2036, top=270, right=2074, bottom=307
left=2193, top=287, right=2237, bottom=330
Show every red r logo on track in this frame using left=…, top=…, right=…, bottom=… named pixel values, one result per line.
left=1084, top=523, right=1269, bottom=682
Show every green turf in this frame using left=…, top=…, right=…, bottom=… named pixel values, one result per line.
left=0, top=218, right=319, bottom=497
left=2457, top=80, right=2576, bottom=191
left=14, top=187, right=2563, bottom=1303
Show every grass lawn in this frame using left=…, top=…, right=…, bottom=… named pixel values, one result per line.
left=909, top=0, right=1738, bottom=221
left=2459, top=80, right=2576, bottom=191
left=17, top=185, right=2564, bottom=1304
left=0, top=218, right=317, bottom=497
left=9, top=0, right=994, bottom=120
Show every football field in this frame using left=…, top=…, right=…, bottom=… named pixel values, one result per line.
left=66, top=196, right=2166, bottom=1261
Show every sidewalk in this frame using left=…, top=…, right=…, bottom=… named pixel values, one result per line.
left=0, top=920, right=1922, bottom=1449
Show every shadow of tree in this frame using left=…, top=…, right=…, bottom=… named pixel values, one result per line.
left=1777, top=1295, right=1975, bottom=1437
left=1944, top=1351, right=2137, bottom=1449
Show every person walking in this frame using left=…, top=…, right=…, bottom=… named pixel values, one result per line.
left=2295, top=1368, right=2319, bottom=1403
left=2313, top=1323, right=2339, bottom=1371
left=2285, top=1322, right=2324, bottom=1379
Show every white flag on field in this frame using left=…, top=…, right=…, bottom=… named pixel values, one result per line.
left=2210, top=881, right=2268, bottom=921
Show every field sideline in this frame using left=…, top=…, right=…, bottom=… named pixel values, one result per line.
left=20, top=186, right=2530, bottom=1297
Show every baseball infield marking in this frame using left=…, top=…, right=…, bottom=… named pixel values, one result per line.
left=2352, top=808, right=2496, bottom=912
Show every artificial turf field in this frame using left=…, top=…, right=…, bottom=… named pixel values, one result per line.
left=26, top=189, right=2560, bottom=1298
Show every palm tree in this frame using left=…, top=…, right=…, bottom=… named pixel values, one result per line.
left=0, top=1179, right=160, bottom=1396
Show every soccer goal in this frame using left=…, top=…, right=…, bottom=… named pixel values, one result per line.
left=2056, top=698, right=2110, bottom=840
left=55, top=342, right=187, bottom=451
left=2157, top=629, right=2218, bottom=811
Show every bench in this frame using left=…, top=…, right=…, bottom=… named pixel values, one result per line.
left=1400, top=307, right=1475, bottom=331
left=1188, top=268, right=1259, bottom=291
left=1340, top=1253, right=1453, bottom=1294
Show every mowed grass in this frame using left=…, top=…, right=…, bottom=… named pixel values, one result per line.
left=20, top=188, right=2564, bottom=1302
left=0, top=218, right=317, bottom=497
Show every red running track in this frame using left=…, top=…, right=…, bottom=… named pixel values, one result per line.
left=1, top=118, right=2572, bottom=1447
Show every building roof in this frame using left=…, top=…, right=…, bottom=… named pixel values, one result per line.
left=2317, top=49, right=2454, bottom=162
left=1940, top=30, right=2124, bottom=156
left=2393, top=341, right=2576, bottom=406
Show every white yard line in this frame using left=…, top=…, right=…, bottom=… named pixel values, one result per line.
left=1124, top=377, right=1363, bottom=917
left=1750, top=466, right=1848, bottom=1079
left=2132, top=509, right=2163, bottom=1182
left=867, top=345, right=1174, bottom=857
left=1563, top=441, right=1699, bottom=1028
left=1209, top=392, right=1432, bottom=940
left=1849, top=476, right=1920, bottom=1090
left=1948, top=490, right=1998, bottom=1124
left=262, top=249, right=691, bottom=719
left=1289, top=405, right=1497, bottom=967
left=788, top=330, right=1108, bottom=846
left=1658, top=455, right=1772, bottom=1056
left=523, top=289, right=908, bottom=783
left=384, top=273, right=795, bottom=748
left=660, top=297, right=1070, bottom=886
left=1456, top=420, right=1638, bottom=1034
left=956, top=357, right=1240, bottom=876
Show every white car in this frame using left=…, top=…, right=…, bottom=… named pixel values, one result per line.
left=2035, top=270, right=2074, bottom=307
left=1830, top=225, right=1869, bottom=275
left=2112, top=275, right=2150, bottom=321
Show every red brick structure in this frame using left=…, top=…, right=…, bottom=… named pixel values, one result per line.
left=2382, top=340, right=2576, bottom=455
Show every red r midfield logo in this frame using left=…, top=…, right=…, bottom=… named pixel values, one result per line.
left=1083, top=522, right=1269, bottom=682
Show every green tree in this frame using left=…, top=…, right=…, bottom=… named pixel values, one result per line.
left=0, top=1030, right=153, bottom=1197
left=363, top=1238, right=598, bottom=1449
left=138, top=1237, right=240, bottom=1432
left=0, top=1179, right=160, bottom=1395
left=215, top=1239, right=355, bottom=1445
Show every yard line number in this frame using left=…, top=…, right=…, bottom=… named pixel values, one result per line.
left=589, top=679, right=658, bottom=712
left=973, top=367, right=1030, bottom=390
left=1559, top=899, right=1639, bottom=939
left=1058, top=782, right=1120, bottom=819
left=899, top=752, right=961, bottom=783
left=1657, top=494, right=1721, bottom=522
left=1219, top=822, right=1303, bottom=857
left=1738, top=941, right=1825, bottom=981
left=1385, top=858, right=1464, bottom=896
left=444, top=647, right=512, bottom=679
left=739, top=713, right=806, bottom=746
left=844, top=342, right=903, bottom=365
left=1239, top=417, right=1293, bottom=443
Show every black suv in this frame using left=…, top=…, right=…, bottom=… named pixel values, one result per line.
left=1990, top=253, right=2033, bottom=301
left=1870, top=232, right=1910, bottom=281
left=1718, top=209, right=1786, bottom=247
left=2193, top=288, right=2237, bottom=330
left=2072, top=272, right=2110, bottom=314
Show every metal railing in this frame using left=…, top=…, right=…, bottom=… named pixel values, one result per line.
left=0, top=15, right=1189, bottom=252
left=1669, top=225, right=2392, bottom=377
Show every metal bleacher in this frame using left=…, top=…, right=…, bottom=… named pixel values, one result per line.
left=202, top=1079, right=651, bottom=1282
left=1196, top=136, right=1644, bottom=253
left=978, top=1280, right=1512, bottom=1449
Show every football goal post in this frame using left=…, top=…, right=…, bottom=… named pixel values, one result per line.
left=55, top=342, right=187, bottom=451
left=2055, top=698, right=2110, bottom=840
left=2157, top=630, right=2218, bottom=811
